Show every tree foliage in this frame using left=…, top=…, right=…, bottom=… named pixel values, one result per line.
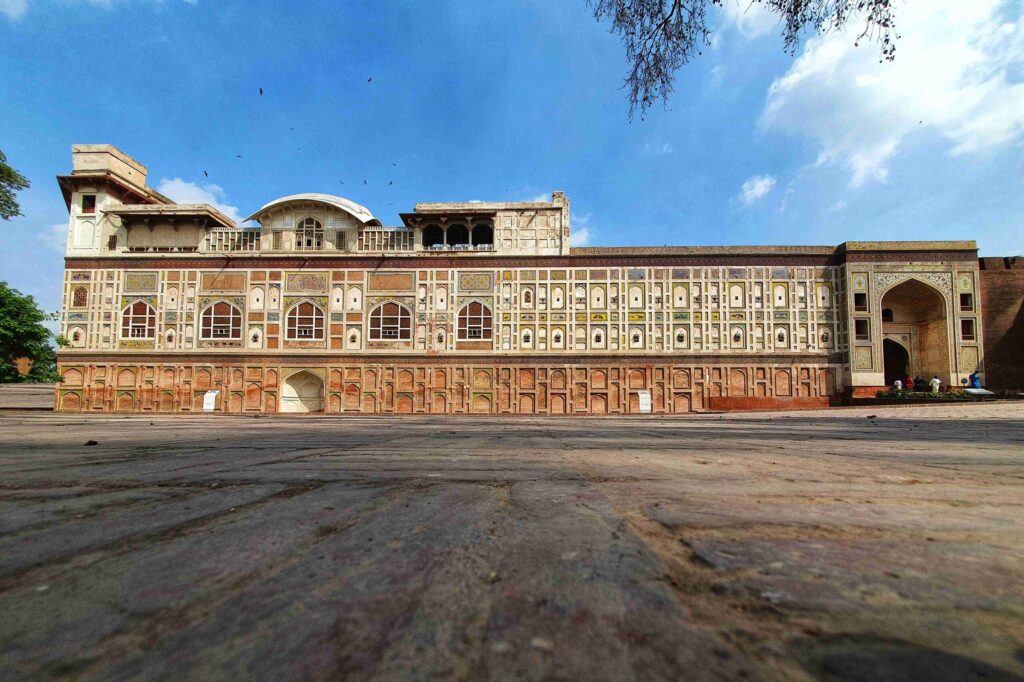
left=590, top=0, right=898, bottom=117
left=0, top=282, right=59, bottom=383
left=0, top=149, right=30, bottom=221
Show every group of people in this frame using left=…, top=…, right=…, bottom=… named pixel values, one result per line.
left=893, top=375, right=942, bottom=393
left=893, top=371, right=982, bottom=393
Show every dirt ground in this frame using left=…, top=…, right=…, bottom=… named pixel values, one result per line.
left=0, top=404, right=1022, bottom=681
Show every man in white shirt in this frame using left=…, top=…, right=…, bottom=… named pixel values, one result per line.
left=929, top=375, right=942, bottom=393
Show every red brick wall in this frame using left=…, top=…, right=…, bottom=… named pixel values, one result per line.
left=979, top=257, right=1024, bottom=389
left=54, top=359, right=843, bottom=415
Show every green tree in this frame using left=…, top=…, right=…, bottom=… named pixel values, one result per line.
left=590, top=0, right=898, bottom=117
left=0, top=282, right=60, bottom=383
left=1, top=149, right=31, bottom=220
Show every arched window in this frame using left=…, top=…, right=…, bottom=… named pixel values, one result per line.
left=522, top=330, right=533, bottom=347
left=591, top=286, right=605, bottom=308
left=249, top=327, right=262, bottom=348
left=457, top=302, right=492, bottom=340
left=775, top=327, right=788, bottom=346
left=369, top=302, right=412, bottom=340
left=820, top=329, right=831, bottom=345
left=675, top=328, right=687, bottom=346
left=882, top=308, right=894, bottom=322
left=773, top=284, right=787, bottom=307
left=121, top=301, right=155, bottom=339
left=630, top=329, right=643, bottom=347
left=296, top=217, right=324, bottom=251
left=522, top=289, right=533, bottom=307
left=251, top=286, right=265, bottom=310
left=731, top=328, right=743, bottom=345
left=471, top=222, right=493, bottom=247
left=71, top=286, right=88, bottom=308
left=552, top=329, right=564, bottom=348
left=422, top=224, right=444, bottom=248
left=592, top=328, right=604, bottom=347
left=348, top=328, right=361, bottom=347
left=286, top=301, right=325, bottom=340
left=200, top=302, right=242, bottom=339
left=447, top=224, right=469, bottom=246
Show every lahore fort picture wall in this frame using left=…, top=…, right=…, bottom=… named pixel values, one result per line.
left=54, top=145, right=1024, bottom=414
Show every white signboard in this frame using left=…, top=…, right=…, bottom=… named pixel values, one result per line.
left=202, top=390, right=220, bottom=412
left=637, top=390, right=652, bottom=414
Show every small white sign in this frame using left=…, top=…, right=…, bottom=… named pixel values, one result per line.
left=202, top=390, right=219, bottom=412
left=637, top=390, right=652, bottom=414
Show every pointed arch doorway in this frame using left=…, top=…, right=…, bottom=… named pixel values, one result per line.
left=280, top=371, right=325, bottom=413
left=883, top=339, right=910, bottom=386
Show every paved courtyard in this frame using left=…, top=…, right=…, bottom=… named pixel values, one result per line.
left=1, top=404, right=1022, bottom=681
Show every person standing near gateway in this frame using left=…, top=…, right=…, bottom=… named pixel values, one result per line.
left=969, top=370, right=982, bottom=388
left=929, top=375, right=942, bottom=393
left=894, top=378, right=903, bottom=391
left=904, top=373, right=914, bottom=391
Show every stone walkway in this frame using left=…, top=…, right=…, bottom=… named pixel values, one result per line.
left=0, top=404, right=1022, bottom=680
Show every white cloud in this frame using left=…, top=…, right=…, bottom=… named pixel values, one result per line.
left=570, top=213, right=594, bottom=247
left=760, top=0, right=1024, bottom=187
left=0, top=0, right=27, bottom=18
left=739, top=174, right=777, bottom=204
left=156, top=178, right=242, bottom=224
left=37, top=223, right=66, bottom=254
left=1, top=0, right=194, bottom=20
left=720, top=0, right=777, bottom=38
left=641, top=141, right=673, bottom=156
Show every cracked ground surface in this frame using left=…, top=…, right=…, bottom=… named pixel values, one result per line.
left=0, top=403, right=1022, bottom=681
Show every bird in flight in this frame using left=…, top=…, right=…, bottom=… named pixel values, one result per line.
left=367, top=77, right=373, bottom=83
left=259, top=87, right=263, bottom=96
left=235, top=155, right=242, bottom=158
left=363, top=180, right=367, bottom=185
left=203, top=170, right=208, bottom=177
left=338, top=180, right=345, bottom=185
left=389, top=181, right=393, bottom=186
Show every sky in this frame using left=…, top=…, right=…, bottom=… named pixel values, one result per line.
left=1, top=0, right=1022, bottom=317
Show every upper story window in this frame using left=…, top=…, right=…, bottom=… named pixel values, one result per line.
left=200, top=302, right=242, bottom=339
left=471, top=222, right=493, bottom=248
left=295, top=217, right=324, bottom=251
left=81, top=194, right=96, bottom=214
left=121, top=301, right=155, bottom=339
left=369, top=302, right=412, bottom=340
left=71, top=286, right=88, bottom=308
left=458, top=302, right=492, bottom=340
left=286, top=301, right=325, bottom=340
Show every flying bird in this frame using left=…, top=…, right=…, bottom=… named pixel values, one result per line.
left=203, top=170, right=208, bottom=177
left=235, top=155, right=242, bottom=158
left=338, top=180, right=345, bottom=185
left=391, top=162, right=397, bottom=167
left=363, top=179, right=367, bottom=185
left=367, top=77, right=373, bottom=83
left=259, top=87, right=263, bottom=96
left=389, top=181, right=393, bottom=186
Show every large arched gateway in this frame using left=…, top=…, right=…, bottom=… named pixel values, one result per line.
left=880, top=279, right=950, bottom=385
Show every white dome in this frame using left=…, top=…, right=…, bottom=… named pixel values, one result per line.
left=244, top=193, right=378, bottom=224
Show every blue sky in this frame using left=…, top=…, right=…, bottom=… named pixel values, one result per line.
left=1, top=0, right=1022, bottom=316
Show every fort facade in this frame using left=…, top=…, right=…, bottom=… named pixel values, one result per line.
left=55, top=145, right=1000, bottom=414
